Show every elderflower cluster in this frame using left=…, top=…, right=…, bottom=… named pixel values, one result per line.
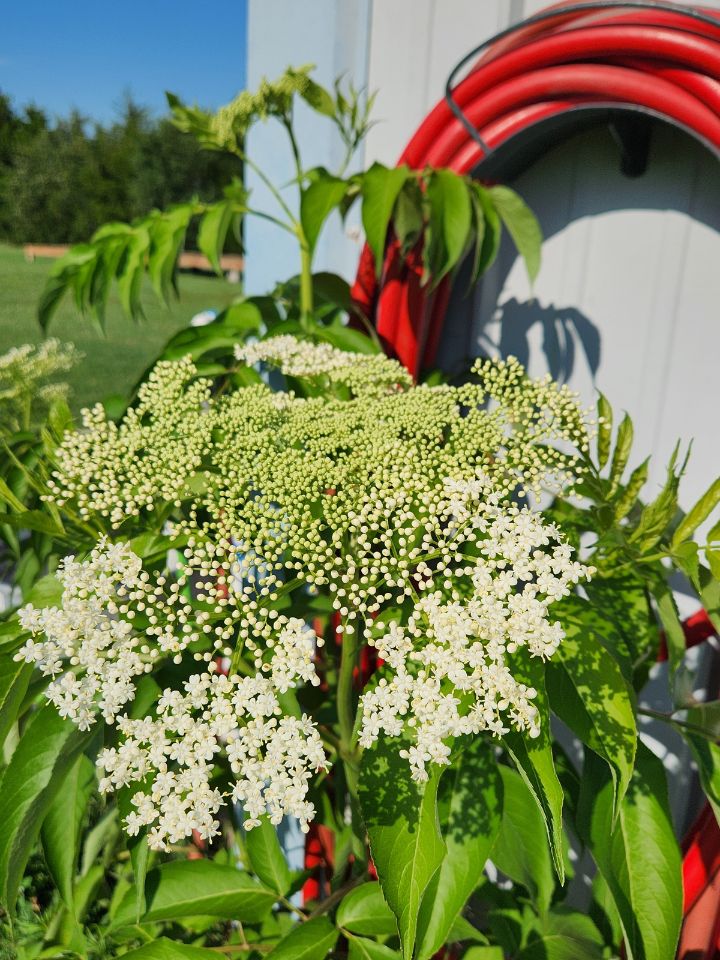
left=0, top=339, right=81, bottom=432
left=97, top=669, right=325, bottom=850
left=235, top=335, right=412, bottom=394
left=33, top=338, right=595, bottom=817
left=358, top=477, right=593, bottom=781
left=15, top=538, right=204, bottom=728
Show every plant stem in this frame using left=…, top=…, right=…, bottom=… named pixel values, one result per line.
left=337, top=620, right=360, bottom=795
left=299, top=241, right=313, bottom=328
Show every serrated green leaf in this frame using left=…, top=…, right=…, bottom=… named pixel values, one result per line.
left=672, top=477, right=720, bottom=548
left=577, top=744, right=682, bottom=960
left=245, top=816, right=292, bottom=896
left=424, top=169, right=472, bottom=284
left=359, top=737, right=446, bottom=960
left=301, top=174, right=348, bottom=255
left=41, top=753, right=95, bottom=910
left=118, top=228, right=151, bottom=320
left=198, top=201, right=235, bottom=275
left=652, top=582, right=685, bottom=677
left=503, top=658, right=564, bottom=883
left=488, top=185, right=542, bottom=284
left=415, top=738, right=502, bottom=960
left=470, top=185, right=501, bottom=283
left=361, top=164, right=410, bottom=274
left=393, top=181, right=424, bottom=256
left=492, top=766, right=555, bottom=914
left=112, top=860, right=276, bottom=926
left=547, top=627, right=636, bottom=811
left=614, top=457, right=649, bottom=521
left=609, top=413, right=633, bottom=489
left=0, top=703, right=89, bottom=913
left=266, top=915, right=338, bottom=960
left=336, top=882, right=397, bottom=936
left=595, top=393, right=613, bottom=470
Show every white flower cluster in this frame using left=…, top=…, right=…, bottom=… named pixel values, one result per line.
left=235, top=335, right=412, bottom=394
left=16, top=539, right=155, bottom=729
left=44, top=357, right=214, bottom=524
left=358, top=478, right=593, bottom=781
left=35, top=339, right=596, bottom=815
left=98, top=669, right=325, bottom=850
left=0, top=338, right=81, bottom=431
left=16, top=536, right=327, bottom=849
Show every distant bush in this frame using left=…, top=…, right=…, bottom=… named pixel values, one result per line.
left=0, top=94, right=241, bottom=246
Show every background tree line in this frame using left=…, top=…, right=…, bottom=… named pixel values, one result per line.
left=0, top=93, right=242, bottom=248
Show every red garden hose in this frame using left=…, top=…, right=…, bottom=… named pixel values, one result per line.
left=348, top=4, right=720, bottom=955
left=351, top=1, right=720, bottom=377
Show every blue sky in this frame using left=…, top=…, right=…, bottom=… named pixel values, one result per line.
left=1, top=0, right=248, bottom=123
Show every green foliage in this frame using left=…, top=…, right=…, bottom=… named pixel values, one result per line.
left=0, top=97, right=240, bottom=246
left=577, top=745, right=682, bottom=960
left=359, top=739, right=445, bottom=959
left=4, top=62, right=720, bottom=960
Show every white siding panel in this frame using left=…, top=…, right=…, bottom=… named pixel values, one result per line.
left=442, top=123, right=720, bottom=555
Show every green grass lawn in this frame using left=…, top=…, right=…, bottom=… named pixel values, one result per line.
left=0, top=243, right=239, bottom=411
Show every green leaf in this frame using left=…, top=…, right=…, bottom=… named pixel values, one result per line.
left=118, top=228, right=151, bottom=320
left=0, top=703, right=89, bottom=913
left=614, top=457, right=650, bottom=521
left=577, top=744, right=682, bottom=960
left=488, top=185, right=542, bottom=284
left=424, top=169, right=472, bottom=283
left=652, top=582, right=685, bottom=677
left=347, top=937, right=401, bottom=960
left=492, top=765, right=555, bottom=914
left=266, top=915, right=338, bottom=960
left=393, top=181, right=424, bottom=256
left=447, top=915, right=489, bottom=945
left=117, top=785, right=151, bottom=921
left=0, top=476, right=26, bottom=513
left=112, top=860, right=276, bottom=926
left=359, top=737, right=446, bottom=960
left=517, top=909, right=605, bottom=959
left=245, top=817, right=292, bottom=896
left=315, top=323, right=379, bottom=356
left=198, top=201, right=235, bottom=275
left=301, top=174, right=349, bottom=255
left=547, top=627, right=636, bottom=810
left=415, top=739, right=503, bottom=960
left=595, top=393, right=613, bottom=471
left=0, top=642, right=33, bottom=749
left=41, top=753, right=95, bottom=910
left=609, top=413, right=633, bottom=488
left=470, top=185, right=501, bottom=283
left=503, top=658, right=564, bottom=883
left=361, top=164, right=410, bottom=274
left=300, top=78, right=337, bottom=117
left=1, top=509, right=63, bottom=536
left=672, top=477, right=720, bottom=548
left=684, top=733, right=720, bottom=824
left=336, top=882, right=397, bottom=937
left=463, top=949, right=504, bottom=960
left=121, top=939, right=221, bottom=960
left=676, top=700, right=720, bottom=740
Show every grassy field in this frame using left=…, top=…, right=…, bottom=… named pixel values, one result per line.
left=0, top=244, right=239, bottom=412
